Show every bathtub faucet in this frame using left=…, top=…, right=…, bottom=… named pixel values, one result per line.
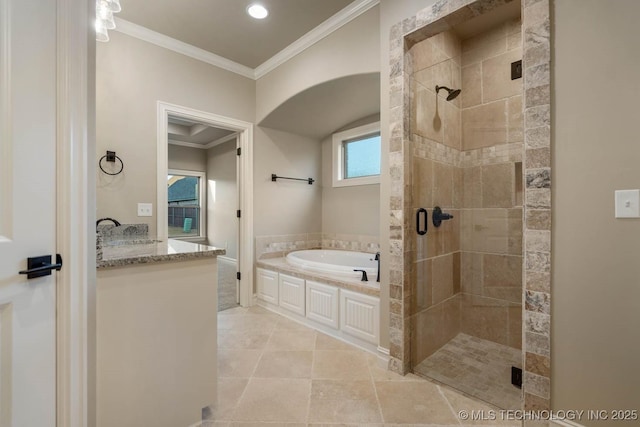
left=375, top=252, right=381, bottom=282
left=354, top=269, right=369, bottom=282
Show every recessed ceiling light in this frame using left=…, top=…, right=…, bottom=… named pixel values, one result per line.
left=247, top=4, right=268, bottom=19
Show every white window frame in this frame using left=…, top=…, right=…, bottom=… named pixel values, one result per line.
left=332, top=121, right=381, bottom=187
left=167, top=168, right=206, bottom=241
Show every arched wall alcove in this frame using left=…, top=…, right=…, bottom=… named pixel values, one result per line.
left=259, top=72, right=380, bottom=140
left=255, top=4, right=380, bottom=123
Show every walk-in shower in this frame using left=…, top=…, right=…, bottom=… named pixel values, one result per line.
left=407, top=15, right=524, bottom=410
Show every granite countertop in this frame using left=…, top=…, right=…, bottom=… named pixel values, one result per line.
left=257, top=257, right=380, bottom=297
left=97, top=239, right=225, bottom=269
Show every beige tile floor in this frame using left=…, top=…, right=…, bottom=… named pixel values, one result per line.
left=204, top=306, right=521, bottom=427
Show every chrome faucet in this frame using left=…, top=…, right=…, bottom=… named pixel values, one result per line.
left=96, top=217, right=121, bottom=231
left=374, top=252, right=380, bottom=282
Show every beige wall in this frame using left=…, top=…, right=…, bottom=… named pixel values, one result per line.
left=379, top=0, right=438, bottom=351
left=253, top=126, right=322, bottom=236
left=255, top=6, right=381, bottom=241
left=97, top=259, right=217, bottom=427
left=206, top=140, right=238, bottom=258
left=96, top=31, right=255, bottom=237
left=552, top=0, right=640, bottom=419
left=168, top=144, right=207, bottom=172
left=256, top=6, right=380, bottom=123
left=321, top=115, right=380, bottom=236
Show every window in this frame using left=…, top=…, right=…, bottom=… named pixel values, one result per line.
left=167, top=169, right=205, bottom=239
left=332, top=122, right=381, bottom=187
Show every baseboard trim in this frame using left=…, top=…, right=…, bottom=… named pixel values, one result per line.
left=376, top=346, right=390, bottom=369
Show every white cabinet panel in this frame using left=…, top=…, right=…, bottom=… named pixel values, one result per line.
left=255, top=268, right=381, bottom=353
left=279, top=273, right=305, bottom=316
left=256, top=268, right=278, bottom=304
left=340, top=290, right=379, bottom=344
left=306, top=281, right=339, bottom=329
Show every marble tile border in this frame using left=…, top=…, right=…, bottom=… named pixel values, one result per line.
left=255, top=233, right=319, bottom=260
left=255, top=233, right=380, bottom=260
left=388, top=0, right=551, bottom=412
left=413, top=134, right=523, bottom=167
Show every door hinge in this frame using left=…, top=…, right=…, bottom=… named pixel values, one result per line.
left=237, top=147, right=241, bottom=156
left=236, top=272, right=241, bottom=280
left=236, top=209, right=241, bottom=218
left=511, top=366, right=522, bottom=388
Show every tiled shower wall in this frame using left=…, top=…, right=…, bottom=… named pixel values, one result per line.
left=408, top=20, right=523, bottom=368
left=458, top=20, right=523, bottom=351
left=388, top=0, right=552, bottom=412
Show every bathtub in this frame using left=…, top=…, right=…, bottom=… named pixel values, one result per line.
left=285, top=249, right=378, bottom=282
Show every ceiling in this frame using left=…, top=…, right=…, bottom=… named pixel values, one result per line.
left=118, top=0, right=354, bottom=68
left=168, top=116, right=235, bottom=147
left=259, top=73, right=380, bottom=140
left=452, top=0, right=521, bottom=40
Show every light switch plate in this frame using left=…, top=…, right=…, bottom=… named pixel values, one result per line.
left=614, top=189, right=640, bottom=218
left=137, top=203, right=153, bottom=217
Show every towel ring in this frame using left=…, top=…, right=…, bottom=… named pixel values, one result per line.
left=99, top=152, right=124, bottom=176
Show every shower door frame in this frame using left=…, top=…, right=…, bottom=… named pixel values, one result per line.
left=387, top=0, right=552, bottom=412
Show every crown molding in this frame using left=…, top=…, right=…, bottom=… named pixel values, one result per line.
left=253, top=0, right=380, bottom=79
left=112, top=0, right=379, bottom=81
left=167, top=139, right=209, bottom=150
left=113, top=18, right=255, bottom=79
left=204, top=132, right=238, bottom=149
left=168, top=132, right=237, bottom=150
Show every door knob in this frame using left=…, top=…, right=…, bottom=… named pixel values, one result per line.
left=19, top=254, right=63, bottom=279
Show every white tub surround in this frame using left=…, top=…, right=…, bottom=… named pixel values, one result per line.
left=257, top=256, right=379, bottom=298
left=256, top=255, right=380, bottom=355
left=286, top=249, right=378, bottom=281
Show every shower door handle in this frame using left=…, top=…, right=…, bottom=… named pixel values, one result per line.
left=416, top=208, right=427, bottom=235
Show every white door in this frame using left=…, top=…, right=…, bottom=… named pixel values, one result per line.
left=0, top=0, right=58, bottom=425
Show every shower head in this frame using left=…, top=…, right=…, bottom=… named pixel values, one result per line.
left=435, top=85, right=462, bottom=101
